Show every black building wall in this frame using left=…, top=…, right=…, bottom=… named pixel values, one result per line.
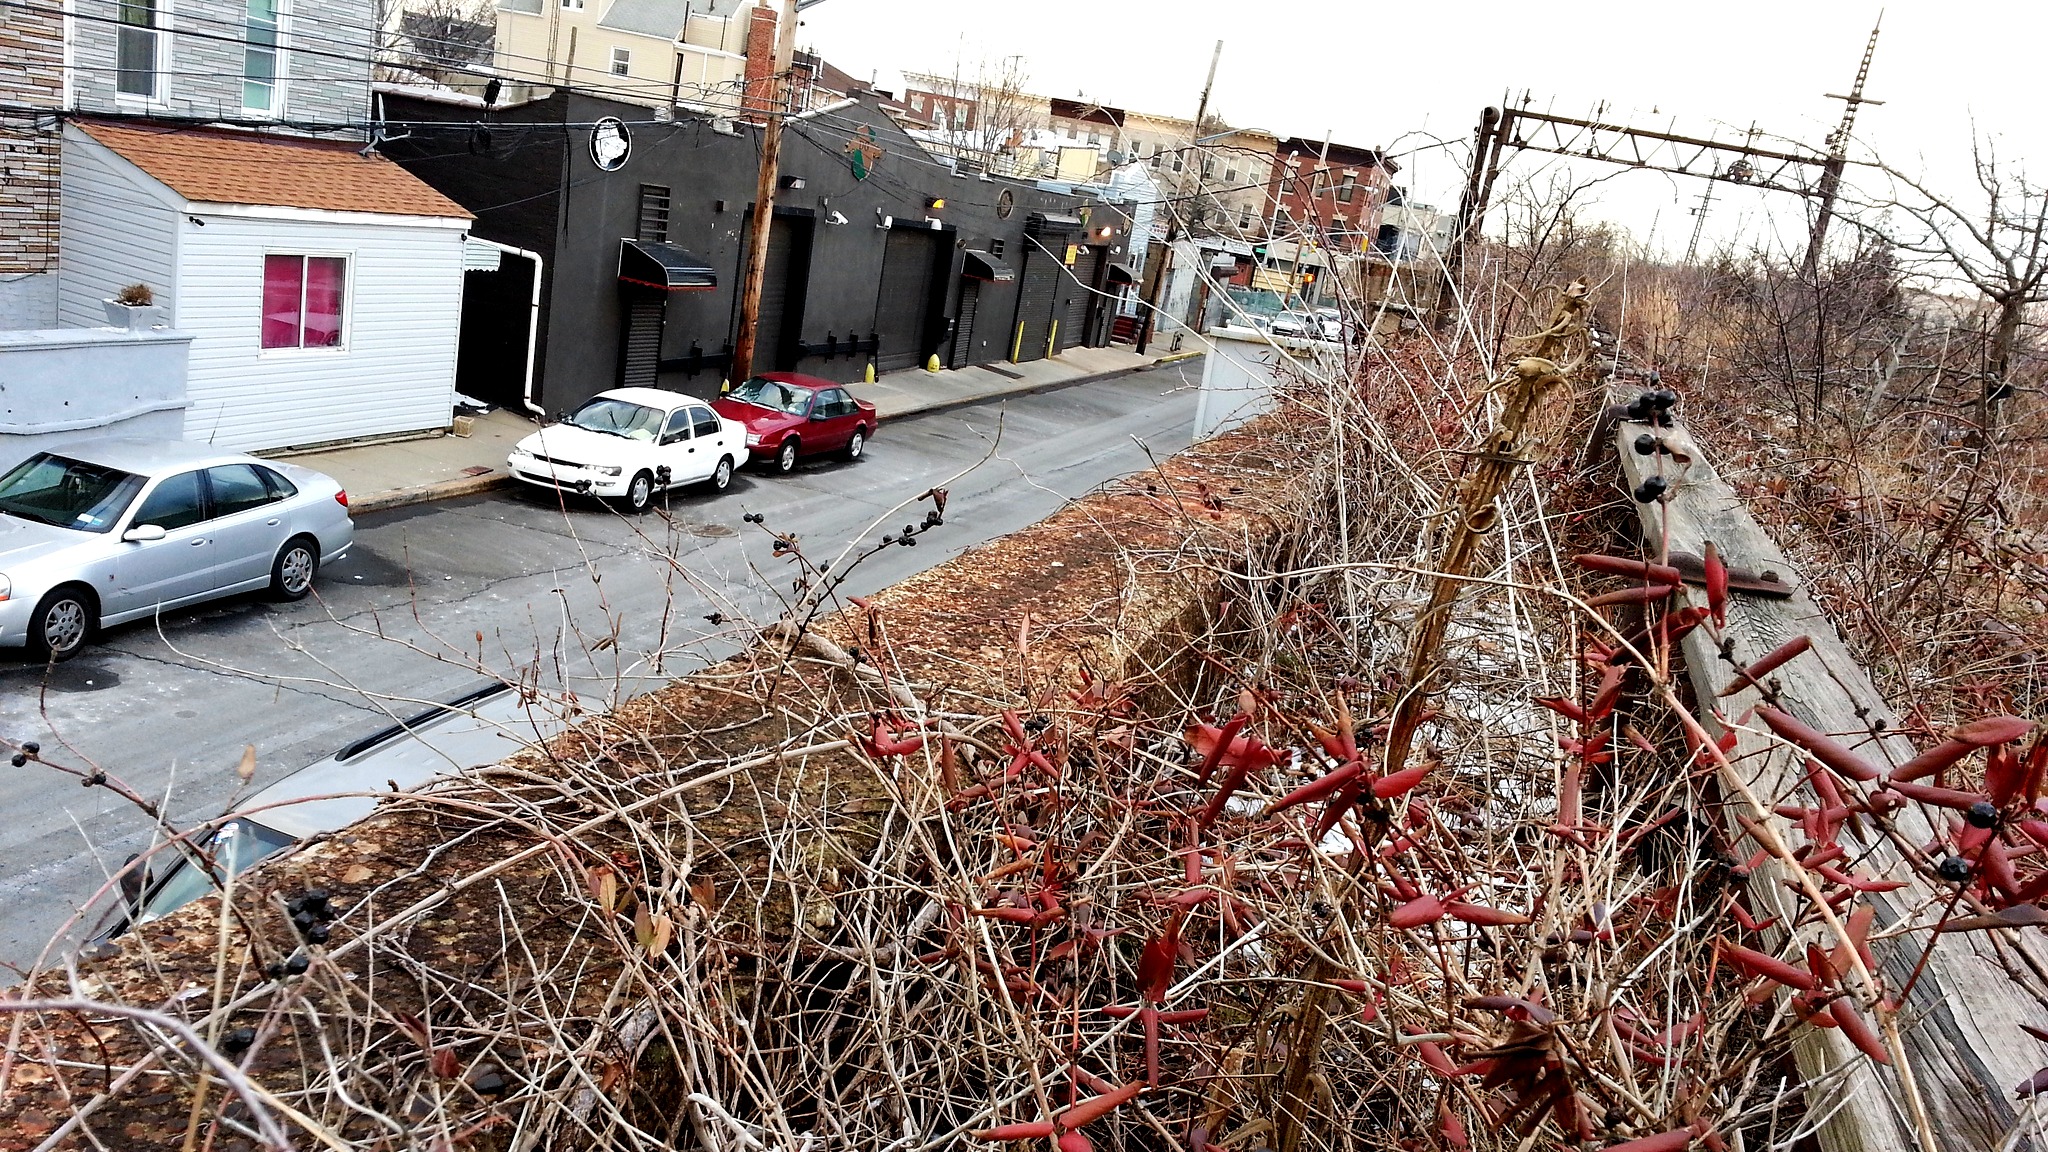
left=384, top=90, right=1134, bottom=413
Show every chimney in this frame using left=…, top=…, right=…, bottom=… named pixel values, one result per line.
left=741, top=4, right=780, bottom=119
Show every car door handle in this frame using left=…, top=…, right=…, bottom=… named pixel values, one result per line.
left=266, top=517, right=281, bottom=526
left=190, top=538, right=207, bottom=546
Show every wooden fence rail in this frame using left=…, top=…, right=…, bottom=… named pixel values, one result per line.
left=1612, top=399, right=2048, bottom=1152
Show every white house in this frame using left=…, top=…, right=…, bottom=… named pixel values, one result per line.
left=59, top=120, right=473, bottom=453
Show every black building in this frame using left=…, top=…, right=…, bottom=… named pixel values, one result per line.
left=379, top=89, right=1138, bottom=414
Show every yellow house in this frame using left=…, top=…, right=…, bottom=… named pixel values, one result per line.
left=491, top=0, right=755, bottom=112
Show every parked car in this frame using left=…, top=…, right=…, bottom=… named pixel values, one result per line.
left=712, top=374, right=878, bottom=474
left=0, top=439, right=353, bottom=660
left=507, top=388, right=748, bottom=511
left=95, top=682, right=587, bottom=939
left=1266, top=309, right=1342, bottom=342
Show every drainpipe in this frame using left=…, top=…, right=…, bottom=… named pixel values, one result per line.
left=469, top=237, right=547, bottom=416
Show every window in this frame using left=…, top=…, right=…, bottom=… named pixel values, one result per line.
left=660, top=408, right=693, bottom=444
left=953, top=104, right=968, bottom=129
left=207, top=464, right=280, bottom=518
left=261, top=255, right=347, bottom=350
left=133, top=471, right=207, bottom=531
left=910, top=94, right=925, bottom=112
left=690, top=407, right=721, bottom=437
left=1202, top=157, right=1216, bottom=178
left=610, top=46, right=630, bottom=76
left=242, top=0, right=280, bottom=112
left=637, top=183, right=670, bottom=243
left=560, top=0, right=582, bottom=8
left=1238, top=208, right=1252, bottom=230
left=1148, top=148, right=1160, bottom=168
left=1171, top=154, right=1183, bottom=173
left=1088, top=131, right=1100, bottom=146
left=989, top=238, right=1004, bottom=258
left=1225, top=165, right=1238, bottom=184
left=116, top=0, right=160, bottom=99
left=1337, top=173, right=1357, bottom=204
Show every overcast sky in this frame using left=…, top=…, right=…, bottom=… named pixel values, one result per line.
left=796, top=0, right=2048, bottom=259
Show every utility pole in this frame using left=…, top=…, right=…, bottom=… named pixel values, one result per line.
left=1137, top=39, right=1220, bottom=354
left=730, top=0, right=800, bottom=386
left=1803, top=13, right=1883, bottom=278
left=1684, top=181, right=1714, bottom=264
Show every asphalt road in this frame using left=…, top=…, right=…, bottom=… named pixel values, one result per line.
left=0, top=361, right=1202, bottom=972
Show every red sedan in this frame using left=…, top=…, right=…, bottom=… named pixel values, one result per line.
left=712, top=373, right=878, bottom=475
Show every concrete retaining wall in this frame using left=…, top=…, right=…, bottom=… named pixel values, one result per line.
left=0, top=325, right=193, bottom=471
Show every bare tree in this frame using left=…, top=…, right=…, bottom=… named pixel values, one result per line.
left=965, top=56, right=1043, bottom=176
left=382, top=0, right=495, bottom=86
left=1869, top=133, right=2048, bottom=436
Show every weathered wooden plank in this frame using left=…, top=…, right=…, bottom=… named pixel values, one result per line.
left=1613, top=409, right=2048, bottom=1152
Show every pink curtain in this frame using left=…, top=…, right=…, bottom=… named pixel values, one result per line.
left=303, top=257, right=345, bottom=347
left=261, top=254, right=302, bottom=349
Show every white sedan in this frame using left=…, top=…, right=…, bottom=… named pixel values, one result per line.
left=506, top=388, right=750, bottom=511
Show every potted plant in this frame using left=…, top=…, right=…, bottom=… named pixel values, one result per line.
left=103, top=283, right=167, bottom=331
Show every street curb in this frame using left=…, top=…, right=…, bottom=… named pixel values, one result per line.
left=1153, top=350, right=1204, bottom=364
left=350, top=471, right=511, bottom=515
left=878, top=353, right=1206, bottom=423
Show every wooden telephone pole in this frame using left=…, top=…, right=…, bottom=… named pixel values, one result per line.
left=1136, top=39, right=1221, bottom=354
left=1803, top=14, right=1883, bottom=278
left=730, top=0, right=800, bottom=386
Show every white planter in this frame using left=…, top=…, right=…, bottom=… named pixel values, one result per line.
left=103, top=300, right=167, bottom=331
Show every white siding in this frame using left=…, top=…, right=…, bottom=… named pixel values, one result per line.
left=58, top=128, right=180, bottom=329
left=177, top=213, right=466, bottom=452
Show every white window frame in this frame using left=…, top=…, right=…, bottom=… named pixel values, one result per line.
left=259, top=251, right=354, bottom=356
left=114, top=0, right=169, bottom=105
left=609, top=45, right=631, bottom=75
left=241, top=0, right=285, bottom=117
left=560, top=0, right=583, bottom=9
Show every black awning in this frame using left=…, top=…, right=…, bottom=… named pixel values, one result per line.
left=1106, top=260, right=1138, bottom=285
left=963, top=249, right=1017, bottom=283
left=619, top=239, right=717, bottom=291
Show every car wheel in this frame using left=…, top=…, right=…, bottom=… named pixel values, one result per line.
left=623, top=470, right=654, bottom=513
left=774, top=439, right=799, bottom=474
left=709, top=456, right=734, bottom=491
left=269, top=536, right=319, bottom=601
left=845, top=427, right=866, bottom=461
left=29, top=585, right=95, bottom=661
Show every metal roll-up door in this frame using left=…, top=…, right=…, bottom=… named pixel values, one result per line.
left=738, top=214, right=798, bottom=372
left=1011, top=246, right=1061, bottom=363
left=875, top=227, right=940, bottom=372
left=619, top=292, right=665, bottom=389
left=951, top=277, right=980, bottom=368
left=1060, top=246, right=1102, bottom=351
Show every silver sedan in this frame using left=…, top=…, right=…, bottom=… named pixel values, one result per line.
left=0, top=438, right=353, bottom=660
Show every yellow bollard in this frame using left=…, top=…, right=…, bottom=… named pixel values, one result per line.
left=864, top=361, right=876, bottom=384
left=926, top=354, right=941, bottom=372
left=719, top=378, right=731, bottom=394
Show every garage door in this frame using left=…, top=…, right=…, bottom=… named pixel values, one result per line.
left=875, top=227, right=941, bottom=372
left=951, top=277, right=980, bottom=368
left=1060, top=246, right=1102, bottom=351
left=619, top=291, right=664, bottom=389
left=1011, top=245, right=1061, bottom=363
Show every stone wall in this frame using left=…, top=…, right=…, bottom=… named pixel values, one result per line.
left=0, top=0, right=63, bottom=287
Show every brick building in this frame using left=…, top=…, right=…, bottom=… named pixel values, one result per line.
left=1265, top=136, right=1397, bottom=253
left=0, top=2, right=64, bottom=327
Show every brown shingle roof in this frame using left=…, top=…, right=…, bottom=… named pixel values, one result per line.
left=76, top=120, right=472, bottom=220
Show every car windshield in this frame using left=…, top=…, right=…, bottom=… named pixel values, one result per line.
left=727, top=377, right=813, bottom=416
left=134, top=819, right=298, bottom=925
left=0, top=452, right=146, bottom=532
left=567, top=398, right=663, bottom=440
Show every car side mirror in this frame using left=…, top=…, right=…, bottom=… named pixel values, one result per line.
left=122, top=524, right=166, bottom=542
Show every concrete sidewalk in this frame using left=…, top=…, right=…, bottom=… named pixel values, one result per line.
left=273, top=345, right=1198, bottom=513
